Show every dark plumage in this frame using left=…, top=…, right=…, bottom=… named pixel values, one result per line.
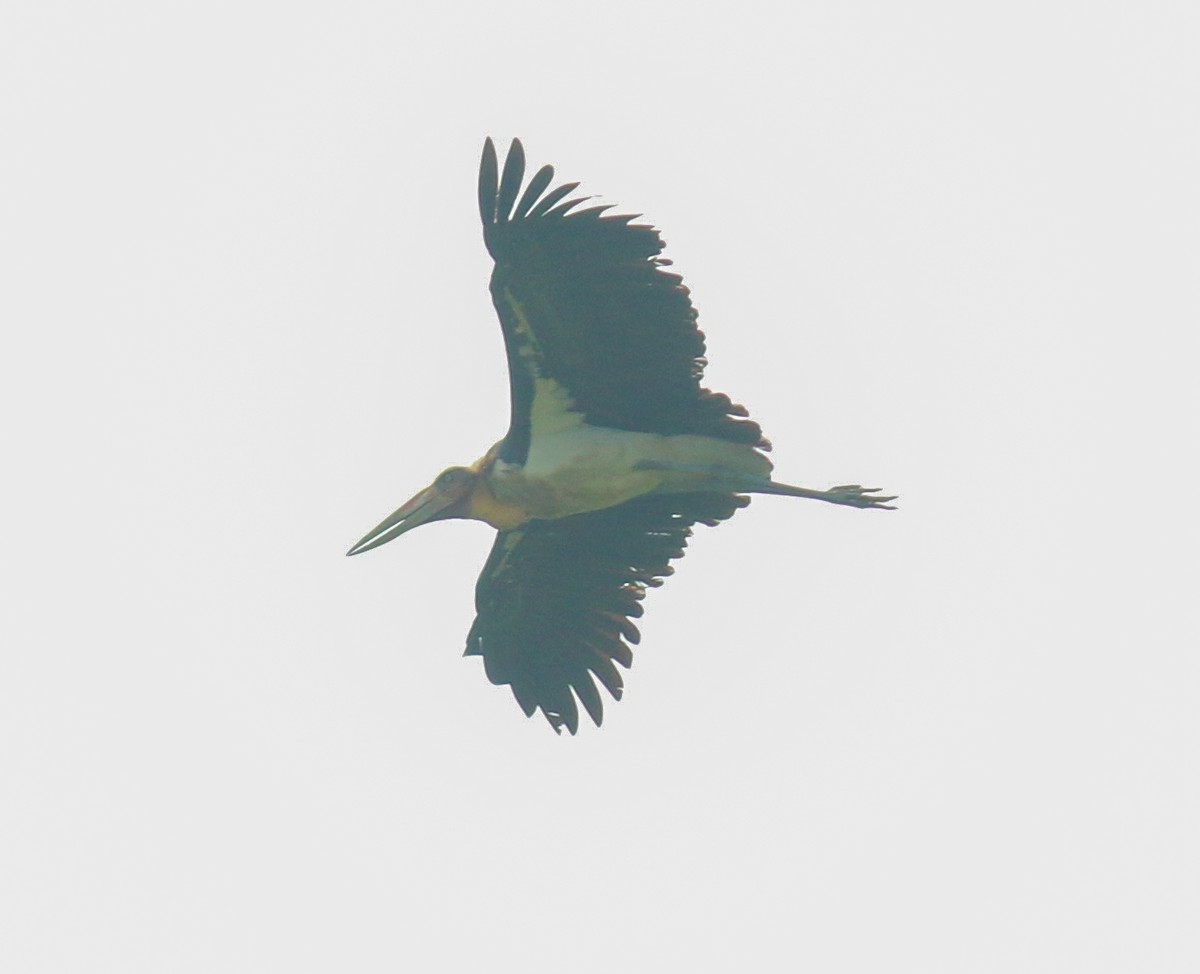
left=468, top=489, right=749, bottom=734
left=347, top=138, right=895, bottom=734
left=479, top=138, right=768, bottom=466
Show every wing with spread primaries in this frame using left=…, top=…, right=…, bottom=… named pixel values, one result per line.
left=478, top=137, right=768, bottom=465
left=465, top=491, right=749, bottom=733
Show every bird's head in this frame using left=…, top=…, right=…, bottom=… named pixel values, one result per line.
left=346, top=465, right=477, bottom=556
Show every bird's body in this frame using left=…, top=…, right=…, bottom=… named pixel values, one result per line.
left=492, top=424, right=773, bottom=523
left=349, top=138, right=895, bottom=733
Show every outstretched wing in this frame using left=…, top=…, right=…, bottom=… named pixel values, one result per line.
left=478, top=137, right=768, bottom=465
left=465, top=491, right=750, bottom=733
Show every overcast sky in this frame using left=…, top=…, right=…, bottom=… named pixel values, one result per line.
left=3, top=2, right=1198, bottom=971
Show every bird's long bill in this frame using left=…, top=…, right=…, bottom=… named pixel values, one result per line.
left=346, top=482, right=461, bottom=557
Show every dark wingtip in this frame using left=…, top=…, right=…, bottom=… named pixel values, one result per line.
left=496, top=139, right=526, bottom=224
left=546, top=194, right=594, bottom=218
left=574, top=676, right=605, bottom=728
left=544, top=708, right=576, bottom=735
left=513, top=163, right=555, bottom=219
left=478, top=137, right=498, bottom=226
left=528, top=181, right=579, bottom=218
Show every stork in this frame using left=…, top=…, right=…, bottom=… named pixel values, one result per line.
left=348, top=138, right=895, bottom=733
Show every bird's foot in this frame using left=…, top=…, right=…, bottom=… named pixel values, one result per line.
left=824, top=485, right=898, bottom=510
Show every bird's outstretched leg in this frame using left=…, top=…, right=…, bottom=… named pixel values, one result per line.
left=760, top=482, right=898, bottom=510
left=634, top=460, right=897, bottom=509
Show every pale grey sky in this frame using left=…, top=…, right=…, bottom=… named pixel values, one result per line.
left=3, top=2, right=1198, bottom=971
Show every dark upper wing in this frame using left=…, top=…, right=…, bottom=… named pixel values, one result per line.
left=478, top=137, right=768, bottom=465
left=465, top=491, right=749, bottom=734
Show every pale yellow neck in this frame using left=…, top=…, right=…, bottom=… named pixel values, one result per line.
left=466, top=478, right=530, bottom=531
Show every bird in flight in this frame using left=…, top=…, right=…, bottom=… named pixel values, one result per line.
left=348, top=138, right=895, bottom=734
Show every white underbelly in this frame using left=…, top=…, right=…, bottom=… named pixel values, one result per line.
left=490, top=425, right=772, bottom=520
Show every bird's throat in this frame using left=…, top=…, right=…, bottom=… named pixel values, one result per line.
left=466, top=479, right=531, bottom=531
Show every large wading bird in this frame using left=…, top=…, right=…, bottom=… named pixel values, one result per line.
left=349, top=138, right=895, bottom=734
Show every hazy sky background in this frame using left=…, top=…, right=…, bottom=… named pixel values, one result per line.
left=4, top=2, right=1198, bottom=971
